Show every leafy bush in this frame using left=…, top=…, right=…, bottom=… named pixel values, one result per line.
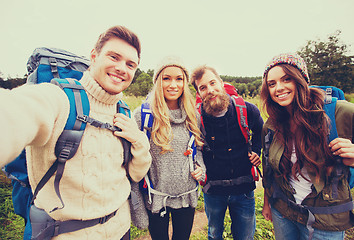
left=0, top=173, right=24, bottom=240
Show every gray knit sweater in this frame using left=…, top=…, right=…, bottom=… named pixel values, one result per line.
left=134, top=105, right=205, bottom=214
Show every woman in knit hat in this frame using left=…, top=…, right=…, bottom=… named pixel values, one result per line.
left=133, top=56, right=205, bottom=240
left=260, top=53, right=354, bottom=240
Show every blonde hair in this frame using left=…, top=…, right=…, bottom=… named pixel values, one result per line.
left=149, top=67, right=203, bottom=154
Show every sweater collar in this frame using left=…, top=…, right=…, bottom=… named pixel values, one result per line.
left=169, top=105, right=187, bottom=124
left=80, top=71, right=123, bottom=105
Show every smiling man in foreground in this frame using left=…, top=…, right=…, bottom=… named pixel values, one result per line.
left=0, top=25, right=151, bottom=240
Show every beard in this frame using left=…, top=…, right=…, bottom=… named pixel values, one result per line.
left=203, top=90, right=230, bottom=116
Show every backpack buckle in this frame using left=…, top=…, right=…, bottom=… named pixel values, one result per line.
left=221, top=180, right=232, bottom=186
left=103, top=123, right=121, bottom=132
left=58, top=148, right=71, bottom=163
left=98, top=211, right=116, bottom=224
left=325, top=88, right=332, bottom=95
left=77, top=115, right=88, bottom=123
left=49, top=57, right=59, bottom=78
left=99, top=215, right=108, bottom=224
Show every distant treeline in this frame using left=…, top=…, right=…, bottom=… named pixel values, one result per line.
left=1, top=30, right=353, bottom=96
left=0, top=72, right=262, bottom=98
left=0, top=77, right=26, bottom=90
left=123, top=70, right=262, bottom=98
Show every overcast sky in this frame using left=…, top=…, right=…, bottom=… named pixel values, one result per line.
left=1, top=0, right=353, bottom=78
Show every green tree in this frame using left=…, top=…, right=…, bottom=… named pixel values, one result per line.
left=132, top=68, right=143, bottom=83
left=233, top=82, right=248, bottom=97
left=247, top=83, right=258, bottom=98
left=147, top=69, right=154, bottom=78
left=298, top=30, right=354, bottom=93
left=125, top=72, right=153, bottom=96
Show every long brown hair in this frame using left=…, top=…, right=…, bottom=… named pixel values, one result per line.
left=260, top=64, right=335, bottom=182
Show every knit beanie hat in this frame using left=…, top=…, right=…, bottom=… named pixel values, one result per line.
left=263, top=53, right=310, bottom=83
left=153, top=56, right=189, bottom=84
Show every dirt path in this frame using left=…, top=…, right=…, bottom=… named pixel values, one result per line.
left=135, top=210, right=208, bottom=240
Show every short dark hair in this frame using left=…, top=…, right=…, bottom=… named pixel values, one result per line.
left=94, top=25, right=141, bottom=59
left=190, top=65, right=222, bottom=90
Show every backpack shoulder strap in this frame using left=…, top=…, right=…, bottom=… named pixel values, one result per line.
left=322, top=97, right=348, bottom=196
left=323, top=97, right=338, bottom=142
left=117, top=100, right=132, bottom=166
left=186, top=133, right=197, bottom=170
left=230, top=95, right=249, bottom=143
left=141, top=102, right=153, bottom=139
left=196, top=102, right=207, bottom=138
left=117, top=100, right=131, bottom=117
left=263, top=129, right=275, bottom=189
left=52, top=78, right=90, bottom=130
left=32, top=78, right=89, bottom=212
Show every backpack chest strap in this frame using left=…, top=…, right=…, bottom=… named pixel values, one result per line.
left=77, top=115, right=122, bottom=132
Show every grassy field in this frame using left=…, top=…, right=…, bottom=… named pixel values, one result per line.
left=122, top=95, right=145, bottom=111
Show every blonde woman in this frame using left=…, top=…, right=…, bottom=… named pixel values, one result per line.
left=133, top=56, right=205, bottom=240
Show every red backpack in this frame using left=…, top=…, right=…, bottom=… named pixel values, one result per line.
left=196, top=82, right=260, bottom=182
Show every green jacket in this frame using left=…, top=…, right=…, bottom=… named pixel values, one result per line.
left=262, top=100, right=354, bottom=231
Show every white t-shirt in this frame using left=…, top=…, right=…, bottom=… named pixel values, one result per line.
left=288, top=145, right=313, bottom=204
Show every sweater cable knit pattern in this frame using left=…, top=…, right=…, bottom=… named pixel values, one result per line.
left=0, top=71, right=151, bottom=239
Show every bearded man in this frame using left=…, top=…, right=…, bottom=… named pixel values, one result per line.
left=191, top=65, right=264, bottom=240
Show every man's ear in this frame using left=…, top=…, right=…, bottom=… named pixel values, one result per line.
left=90, top=49, right=97, bottom=63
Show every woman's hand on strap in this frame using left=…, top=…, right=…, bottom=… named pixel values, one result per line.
left=329, top=137, right=354, bottom=166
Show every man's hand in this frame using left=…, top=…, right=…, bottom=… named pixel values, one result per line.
left=113, top=113, right=142, bottom=143
left=248, top=151, right=261, bottom=167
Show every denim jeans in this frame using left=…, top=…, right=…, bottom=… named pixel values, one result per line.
left=271, top=206, right=345, bottom=240
left=204, top=191, right=256, bottom=240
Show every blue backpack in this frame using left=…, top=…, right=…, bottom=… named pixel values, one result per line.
left=310, top=85, right=346, bottom=101
left=3, top=47, right=132, bottom=240
left=310, top=85, right=353, bottom=187
left=322, top=96, right=354, bottom=188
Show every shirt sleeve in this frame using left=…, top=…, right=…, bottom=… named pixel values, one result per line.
left=0, top=83, right=69, bottom=167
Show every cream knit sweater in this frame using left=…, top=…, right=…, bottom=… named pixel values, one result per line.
left=0, top=72, right=151, bottom=239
